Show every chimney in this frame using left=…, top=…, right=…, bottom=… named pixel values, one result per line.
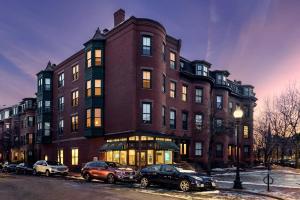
left=114, top=9, right=125, bottom=26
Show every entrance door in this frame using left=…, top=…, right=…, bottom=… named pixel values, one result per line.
left=137, top=151, right=146, bottom=167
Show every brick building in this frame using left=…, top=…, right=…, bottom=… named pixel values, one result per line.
left=1, top=9, right=256, bottom=170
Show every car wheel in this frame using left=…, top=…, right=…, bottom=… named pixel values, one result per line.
left=84, top=173, right=92, bottom=182
left=140, top=177, right=150, bottom=188
left=45, top=170, right=51, bottom=177
left=179, top=179, right=191, bottom=192
left=107, top=173, right=115, bottom=184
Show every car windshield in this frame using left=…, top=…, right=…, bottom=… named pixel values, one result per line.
left=106, top=162, right=121, bottom=168
left=47, top=161, right=62, bottom=166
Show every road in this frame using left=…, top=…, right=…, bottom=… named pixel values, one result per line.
left=0, top=173, right=273, bottom=200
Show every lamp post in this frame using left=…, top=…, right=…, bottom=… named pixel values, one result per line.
left=233, top=106, right=244, bottom=189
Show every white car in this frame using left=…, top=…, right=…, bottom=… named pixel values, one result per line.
left=33, top=160, right=69, bottom=177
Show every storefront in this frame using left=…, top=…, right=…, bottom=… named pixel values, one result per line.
left=99, top=136, right=179, bottom=167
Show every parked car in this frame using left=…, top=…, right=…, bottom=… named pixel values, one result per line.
left=33, top=160, right=69, bottom=177
left=2, top=162, right=18, bottom=173
left=16, top=163, right=33, bottom=175
left=139, top=164, right=216, bottom=192
left=81, top=161, right=137, bottom=183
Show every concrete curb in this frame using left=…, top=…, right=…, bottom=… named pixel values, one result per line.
left=219, top=188, right=284, bottom=200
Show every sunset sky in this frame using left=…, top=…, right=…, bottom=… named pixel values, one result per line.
left=1, top=0, right=300, bottom=116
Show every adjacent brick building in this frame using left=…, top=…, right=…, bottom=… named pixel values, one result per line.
left=1, top=9, right=256, bottom=170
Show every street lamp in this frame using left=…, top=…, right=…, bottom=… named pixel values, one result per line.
left=233, top=106, right=244, bottom=189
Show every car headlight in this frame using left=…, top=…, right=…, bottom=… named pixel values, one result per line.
left=191, top=176, right=203, bottom=181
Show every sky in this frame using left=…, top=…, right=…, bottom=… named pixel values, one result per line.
left=1, top=0, right=300, bottom=116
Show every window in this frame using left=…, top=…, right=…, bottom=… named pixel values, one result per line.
left=120, top=151, right=127, bottom=165
left=86, top=80, right=91, bottom=97
left=38, top=101, right=43, bottom=113
left=180, top=143, right=187, bottom=155
left=44, top=122, right=50, bottom=136
left=87, top=50, right=92, bottom=67
left=58, top=96, right=64, bottom=111
left=95, top=80, right=102, bottom=96
left=142, top=102, right=151, bottom=124
left=216, top=95, right=223, bottom=109
left=86, top=109, right=91, bottom=128
left=95, top=49, right=102, bottom=66
left=38, top=77, right=43, bottom=91
left=162, top=106, right=166, bottom=126
left=57, top=149, right=64, bottom=164
left=243, top=125, right=249, bottom=139
left=142, top=36, right=151, bottom=56
left=71, top=115, right=78, bottom=132
left=195, top=88, right=203, bottom=103
left=72, top=90, right=79, bottom=106
left=216, top=143, right=223, bottom=158
left=142, top=70, right=151, bottom=89
left=244, top=145, right=250, bottom=157
left=216, top=119, right=223, bottom=129
left=170, top=81, right=176, bottom=98
left=170, top=52, right=176, bottom=69
left=28, top=116, right=34, bottom=127
left=45, top=101, right=51, bottom=112
left=59, top=119, right=64, bottom=134
left=72, top=65, right=79, bottom=80
left=156, top=151, right=164, bottom=164
left=45, top=78, right=51, bottom=91
left=180, top=62, right=184, bottom=70
left=182, top=112, right=188, bottom=130
left=182, top=85, right=187, bottom=102
left=28, top=133, right=33, bottom=145
left=195, top=142, right=203, bottom=156
left=129, top=150, right=135, bottom=165
left=162, top=75, right=166, bottom=93
left=58, top=73, right=64, bottom=87
left=229, top=102, right=233, bottom=113
left=164, top=151, right=172, bottom=164
left=170, top=110, right=176, bottom=129
left=147, top=150, right=154, bottom=165
left=195, top=64, right=208, bottom=76
left=195, top=114, right=203, bottom=130
left=71, top=148, right=79, bottom=165
left=94, top=108, right=102, bottom=127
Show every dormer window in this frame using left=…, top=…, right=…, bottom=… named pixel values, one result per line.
left=243, top=87, right=253, bottom=97
left=216, top=74, right=227, bottom=85
left=195, top=64, right=208, bottom=76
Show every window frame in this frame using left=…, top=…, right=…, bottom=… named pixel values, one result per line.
left=142, top=35, right=152, bottom=56
left=170, top=81, right=176, bottom=98
left=72, top=65, right=79, bottom=81
left=71, top=115, right=79, bottom=132
left=142, top=102, right=152, bottom=124
left=170, top=52, right=176, bottom=69
left=170, top=109, right=176, bottom=129
left=71, top=90, right=79, bottom=107
left=142, top=70, right=152, bottom=89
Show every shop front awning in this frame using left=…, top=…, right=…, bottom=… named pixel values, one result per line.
left=155, top=141, right=180, bottom=152
left=99, top=142, right=127, bottom=151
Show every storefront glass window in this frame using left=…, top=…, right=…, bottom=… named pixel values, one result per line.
left=120, top=151, right=127, bottom=165
left=106, top=151, right=112, bottom=161
left=156, top=151, right=164, bottom=164
left=165, top=151, right=172, bottom=164
left=129, top=150, right=135, bottom=165
left=112, top=151, right=120, bottom=163
left=147, top=150, right=154, bottom=165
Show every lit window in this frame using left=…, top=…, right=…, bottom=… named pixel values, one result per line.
left=95, top=80, right=102, bottom=96
left=120, top=151, right=127, bottom=165
left=58, top=73, right=64, bottom=87
left=45, top=78, right=51, bottom=91
left=72, top=90, right=79, bottom=106
left=195, top=142, right=203, bottom=156
left=86, top=80, right=91, bottom=97
left=195, top=114, right=203, bottom=130
left=87, top=50, right=92, bottom=67
left=182, top=85, right=187, bottom=102
left=129, top=150, right=135, bottom=165
left=243, top=125, right=249, bottom=139
left=195, top=88, right=203, bottom=103
left=170, top=81, right=176, bottom=98
left=170, top=52, right=176, bottom=69
left=216, top=95, right=223, bottom=109
left=180, top=143, right=187, bottom=155
left=95, top=49, right=102, bottom=66
left=106, top=151, right=113, bottom=162
left=142, top=70, right=151, bottom=89
left=71, top=148, right=79, bottom=165
left=195, top=64, right=208, bottom=76
left=45, top=155, right=48, bottom=161
left=142, top=102, right=151, bottom=124
left=165, top=151, right=172, bottom=164
left=170, top=110, right=176, bottom=129
left=72, top=65, right=79, bottom=80
left=113, top=151, right=120, bottom=163
left=142, top=36, right=151, bottom=56
left=182, top=112, right=188, bottom=130
left=59, top=119, right=64, bottom=135
left=44, top=122, right=50, bottom=136
left=57, top=149, right=64, bottom=164
left=94, top=108, right=102, bottom=127
left=71, top=115, right=78, bottom=132
left=86, top=109, right=91, bottom=128
left=156, top=151, right=164, bottom=164
left=147, top=150, right=154, bottom=165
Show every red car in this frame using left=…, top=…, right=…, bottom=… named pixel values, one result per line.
left=81, top=161, right=136, bottom=183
